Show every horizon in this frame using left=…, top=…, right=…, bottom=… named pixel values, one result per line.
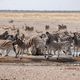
left=0, top=10, right=80, bottom=13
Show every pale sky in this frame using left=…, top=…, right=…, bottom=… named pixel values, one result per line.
left=0, top=0, right=80, bottom=10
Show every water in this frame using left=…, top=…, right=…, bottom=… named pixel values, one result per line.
left=0, top=48, right=80, bottom=58
left=0, top=50, right=15, bottom=57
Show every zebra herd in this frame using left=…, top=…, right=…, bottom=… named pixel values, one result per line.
left=0, top=30, right=80, bottom=60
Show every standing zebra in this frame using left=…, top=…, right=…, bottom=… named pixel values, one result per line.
left=72, top=33, right=80, bottom=57
left=46, top=32, right=72, bottom=60
left=0, top=40, right=16, bottom=56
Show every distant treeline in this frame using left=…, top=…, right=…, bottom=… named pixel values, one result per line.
left=0, top=10, right=80, bottom=13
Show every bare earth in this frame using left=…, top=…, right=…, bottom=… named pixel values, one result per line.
left=0, top=56, right=79, bottom=80
left=0, top=12, right=80, bottom=80
left=0, top=64, right=80, bottom=80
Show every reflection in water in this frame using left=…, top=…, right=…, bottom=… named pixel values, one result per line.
left=0, top=48, right=80, bottom=58
left=0, top=50, right=15, bottom=56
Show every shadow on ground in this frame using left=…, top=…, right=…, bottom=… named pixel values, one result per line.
left=0, top=56, right=78, bottom=64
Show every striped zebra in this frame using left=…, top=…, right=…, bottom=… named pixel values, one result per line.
left=0, top=40, right=15, bottom=56
left=25, top=34, right=48, bottom=56
left=46, top=32, right=72, bottom=60
left=46, top=40, right=71, bottom=59
left=73, top=33, right=80, bottom=57
left=12, top=37, right=35, bottom=58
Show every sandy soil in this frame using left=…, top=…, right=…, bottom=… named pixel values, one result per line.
left=0, top=64, right=80, bottom=80
left=0, top=12, right=80, bottom=35
left=0, top=56, right=79, bottom=80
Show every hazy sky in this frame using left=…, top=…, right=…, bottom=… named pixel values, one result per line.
left=0, top=0, right=80, bottom=10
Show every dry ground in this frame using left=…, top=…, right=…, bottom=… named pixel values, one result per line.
left=0, top=64, right=80, bottom=80
left=0, top=55, right=79, bottom=80
left=0, top=56, right=79, bottom=80
left=0, top=12, right=80, bottom=35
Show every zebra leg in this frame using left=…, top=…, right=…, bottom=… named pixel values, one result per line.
left=73, top=46, right=75, bottom=57
left=0, top=50, right=4, bottom=56
left=26, top=48, right=29, bottom=55
left=76, top=47, right=78, bottom=57
left=49, top=49, right=53, bottom=57
left=15, top=48, right=20, bottom=58
left=47, top=50, right=51, bottom=60
left=20, top=49, right=24, bottom=59
left=13, top=45, right=16, bottom=54
left=54, top=50, right=56, bottom=55
left=57, top=50, right=60, bottom=60
left=5, top=49, right=10, bottom=56
left=13, top=45, right=18, bottom=58
left=15, top=46, right=20, bottom=58
left=44, top=48, right=49, bottom=59
left=63, top=50, right=67, bottom=55
left=15, top=51, right=19, bottom=58
left=47, top=49, right=53, bottom=60
left=44, top=47, right=49, bottom=59
left=44, top=49, right=48, bottom=59
left=69, top=48, right=72, bottom=55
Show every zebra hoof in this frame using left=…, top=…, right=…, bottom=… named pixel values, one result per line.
left=20, top=57, right=22, bottom=60
left=46, top=56, right=50, bottom=60
left=72, top=54, right=74, bottom=57
left=44, top=55, right=46, bottom=57
left=44, top=55, right=49, bottom=60
left=15, top=56, right=18, bottom=58
left=44, top=54, right=48, bottom=58
left=57, top=58, right=59, bottom=60
left=5, top=54, right=8, bottom=57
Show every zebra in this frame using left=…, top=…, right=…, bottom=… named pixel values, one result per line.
left=29, top=34, right=47, bottom=56
left=0, top=40, right=15, bottom=56
left=46, top=40, right=71, bottom=60
left=13, top=38, right=27, bottom=58
left=58, top=24, right=67, bottom=31
left=45, top=32, right=72, bottom=60
left=72, top=32, right=80, bottom=57
left=0, top=31, right=9, bottom=40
